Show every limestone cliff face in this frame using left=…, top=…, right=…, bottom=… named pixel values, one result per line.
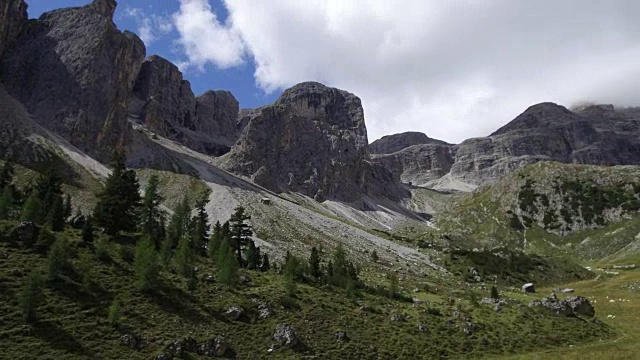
left=0, top=0, right=146, bottom=162
left=374, top=103, right=640, bottom=190
left=130, top=55, right=241, bottom=156
left=370, top=132, right=451, bottom=154
left=0, top=0, right=28, bottom=58
left=221, top=82, right=407, bottom=203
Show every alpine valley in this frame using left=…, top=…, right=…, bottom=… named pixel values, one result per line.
left=0, top=1, right=639, bottom=359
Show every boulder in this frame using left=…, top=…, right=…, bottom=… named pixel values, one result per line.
left=390, top=314, right=405, bottom=322
left=522, top=283, right=536, bottom=293
left=7, top=221, right=38, bottom=246
left=335, top=331, right=349, bottom=341
left=224, top=306, right=245, bottom=321
left=273, top=324, right=299, bottom=347
left=417, top=324, right=429, bottom=333
left=120, top=334, right=141, bottom=349
left=566, top=296, right=595, bottom=317
left=197, top=335, right=233, bottom=357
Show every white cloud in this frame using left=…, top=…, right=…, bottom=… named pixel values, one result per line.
left=172, top=0, right=245, bottom=71
left=124, top=7, right=173, bottom=46
left=168, top=1, right=640, bottom=142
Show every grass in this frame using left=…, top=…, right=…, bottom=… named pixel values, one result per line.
left=0, top=220, right=618, bottom=359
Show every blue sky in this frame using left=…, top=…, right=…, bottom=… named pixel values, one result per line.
left=26, top=0, right=279, bottom=109
left=22, top=1, right=640, bottom=143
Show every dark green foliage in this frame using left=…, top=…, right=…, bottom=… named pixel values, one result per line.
left=140, top=174, right=165, bottom=247
left=308, top=247, right=321, bottom=280
left=388, top=272, right=398, bottom=299
left=230, top=206, right=252, bottom=266
left=328, top=244, right=360, bottom=288
left=167, top=195, right=191, bottom=249
left=216, top=238, right=238, bottom=289
left=175, top=236, right=193, bottom=279
left=34, top=170, right=63, bottom=221
left=190, top=197, right=209, bottom=255
left=45, top=194, right=65, bottom=232
left=370, top=250, right=379, bottom=263
left=0, top=186, right=13, bottom=219
left=133, top=236, right=158, bottom=291
left=508, top=213, right=524, bottom=231
left=244, top=240, right=261, bottom=270
left=94, top=237, right=111, bottom=261
left=208, top=221, right=222, bottom=261
left=283, top=251, right=306, bottom=281
left=261, top=253, right=270, bottom=272
left=21, top=191, right=43, bottom=223
left=0, top=161, right=15, bottom=189
left=159, top=235, right=173, bottom=266
left=81, top=217, right=94, bottom=244
left=46, top=238, right=68, bottom=280
left=108, top=298, right=121, bottom=326
left=491, top=285, right=500, bottom=299
left=19, top=270, right=43, bottom=323
left=93, top=151, right=141, bottom=235
left=35, top=228, right=56, bottom=250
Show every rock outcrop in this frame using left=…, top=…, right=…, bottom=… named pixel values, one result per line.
left=370, top=132, right=450, bottom=154
left=375, top=103, right=640, bottom=190
left=0, top=0, right=28, bottom=58
left=221, top=82, right=408, bottom=203
left=0, top=0, right=146, bottom=162
left=130, top=55, right=241, bottom=156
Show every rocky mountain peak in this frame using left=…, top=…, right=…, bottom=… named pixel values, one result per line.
left=91, top=0, right=117, bottom=19
left=370, top=131, right=451, bottom=155
left=490, top=102, right=579, bottom=136
left=0, top=0, right=28, bottom=58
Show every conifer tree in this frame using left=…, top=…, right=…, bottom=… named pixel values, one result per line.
left=19, top=270, right=43, bottom=323
left=230, top=206, right=252, bottom=266
left=388, top=271, right=398, bottom=299
left=82, top=217, right=95, bottom=244
left=134, top=235, right=158, bottom=291
left=93, top=151, right=141, bottom=235
left=34, top=169, right=63, bottom=220
left=0, top=161, right=15, bottom=190
left=216, top=238, right=238, bottom=288
left=261, top=253, right=270, bottom=272
left=0, top=186, right=13, bottom=219
left=140, top=174, right=165, bottom=246
left=175, top=236, right=193, bottom=279
left=46, top=195, right=65, bottom=232
left=244, top=240, right=261, bottom=270
left=309, top=246, right=321, bottom=280
left=166, top=195, right=190, bottom=248
left=190, top=197, right=209, bottom=255
left=490, top=285, right=500, bottom=299
left=208, top=220, right=223, bottom=261
left=46, top=238, right=68, bottom=280
left=21, top=191, right=43, bottom=223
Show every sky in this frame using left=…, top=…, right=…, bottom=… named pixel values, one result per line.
left=26, top=0, right=640, bottom=143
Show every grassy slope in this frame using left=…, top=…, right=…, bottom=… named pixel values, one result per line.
left=436, top=162, right=640, bottom=261
left=0, top=221, right=615, bottom=360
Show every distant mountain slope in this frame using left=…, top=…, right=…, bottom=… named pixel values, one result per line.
left=374, top=103, right=640, bottom=191
left=437, top=161, right=640, bottom=260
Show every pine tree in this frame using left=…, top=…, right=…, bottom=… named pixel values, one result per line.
left=63, top=194, right=72, bottom=221
left=34, top=169, right=63, bottom=220
left=46, top=238, right=68, bottom=281
left=309, top=246, right=321, bottom=280
left=82, top=217, right=95, bottom=244
left=261, top=253, right=270, bottom=272
left=0, top=161, right=15, bottom=190
left=46, top=194, right=65, bottom=232
left=371, top=250, right=379, bottom=263
left=21, top=191, right=43, bottom=223
left=490, top=285, right=500, bottom=299
left=230, top=206, right=252, bottom=267
left=108, top=298, right=122, bottom=326
left=166, top=195, right=190, bottom=248
left=0, top=186, right=13, bottom=219
left=208, top=220, right=223, bottom=261
left=190, top=197, right=209, bottom=255
left=175, top=236, right=193, bottom=279
left=216, top=238, right=238, bottom=289
left=19, top=270, right=43, bottom=323
left=93, top=150, right=141, bottom=235
left=388, top=272, right=398, bottom=299
left=140, top=174, right=165, bottom=247
left=133, top=236, right=158, bottom=291
left=244, top=240, right=261, bottom=270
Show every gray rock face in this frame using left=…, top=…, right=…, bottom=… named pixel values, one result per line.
left=0, top=0, right=27, bottom=58
left=222, top=82, right=408, bottom=203
left=131, top=55, right=241, bottom=156
left=0, top=0, right=146, bottom=162
left=375, top=103, right=640, bottom=189
left=528, top=296, right=594, bottom=317
left=370, top=132, right=451, bottom=154
left=566, top=296, right=595, bottom=317
left=273, top=324, right=299, bottom=347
